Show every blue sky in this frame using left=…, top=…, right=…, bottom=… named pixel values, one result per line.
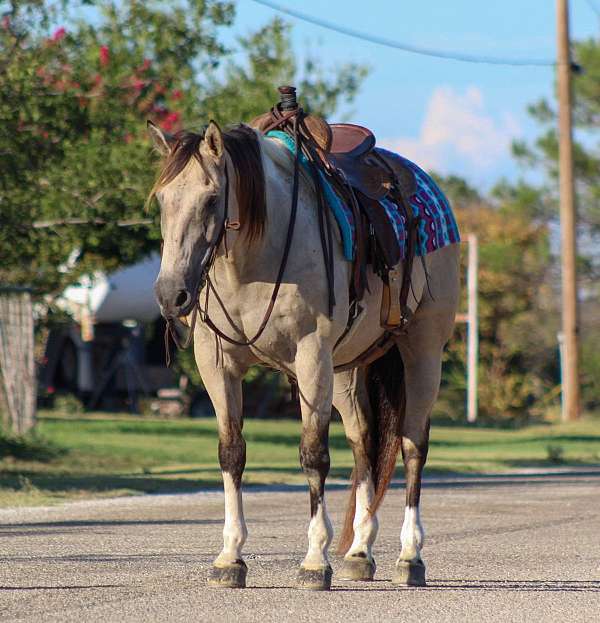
left=225, top=0, right=600, bottom=188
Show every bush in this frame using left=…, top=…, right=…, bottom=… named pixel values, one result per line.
left=0, top=431, right=65, bottom=462
left=546, top=444, right=564, bottom=464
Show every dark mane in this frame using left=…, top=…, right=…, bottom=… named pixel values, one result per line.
left=222, top=125, right=266, bottom=242
left=148, top=124, right=266, bottom=242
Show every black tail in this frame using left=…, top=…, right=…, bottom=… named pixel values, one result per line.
left=338, top=346, right=405, bottom=554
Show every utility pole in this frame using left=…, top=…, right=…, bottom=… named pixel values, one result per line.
left=556, top=0, right=580, bottom=421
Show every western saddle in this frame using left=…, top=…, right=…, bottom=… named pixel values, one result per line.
left=249, top=86, right=419, bottom=348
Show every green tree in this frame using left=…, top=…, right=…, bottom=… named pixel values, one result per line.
left=512, top=39, right=600, bottom=233
left=1, top=0, right=367, bottom=295
left=436, top=176, right=557, bottom=423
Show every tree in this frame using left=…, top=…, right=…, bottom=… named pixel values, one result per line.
left=1, top=0, right=367, bottom=296
left=435, top=175, right=557, bottom=423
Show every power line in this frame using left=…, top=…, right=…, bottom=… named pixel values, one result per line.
left=584, top=0, right=600, bottom=17
left=249, top=0, right=557, bottom=67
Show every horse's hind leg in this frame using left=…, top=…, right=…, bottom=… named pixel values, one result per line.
left=333, top=368, right=378, bottom=581
left=196, top=356, right=249, bottom=589
left=393, top=310, right=457, bottom=586
left=295, top=341, right=334, bottom=590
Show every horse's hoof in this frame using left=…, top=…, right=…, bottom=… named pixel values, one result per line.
left=392, top=559, right=426, bottom=586
left=207, top=560, right=247, bottom=588
left=338, top=556, right=376, bottom=581
left=296, top=564, right=333, bottom=591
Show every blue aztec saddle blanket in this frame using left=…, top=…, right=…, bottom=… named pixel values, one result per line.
left=267, top=131, right=460, bottom=261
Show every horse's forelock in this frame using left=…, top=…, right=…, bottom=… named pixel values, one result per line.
left=146, top=130, right=205, bottom=210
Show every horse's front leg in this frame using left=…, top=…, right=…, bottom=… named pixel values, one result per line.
left=198, top=358, right=248, bottom=589
left=295, top=341, right=334, bottom=591
left=333, top=368, right=378, bottom=581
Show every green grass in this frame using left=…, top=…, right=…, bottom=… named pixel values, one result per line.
left=1, top=410, right=599, bottom=507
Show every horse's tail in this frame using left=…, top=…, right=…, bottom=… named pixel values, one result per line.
left=337, top=346, right=405, bottom=555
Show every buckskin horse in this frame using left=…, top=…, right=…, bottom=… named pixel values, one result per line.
left=148, top=87, right=460, bottom=591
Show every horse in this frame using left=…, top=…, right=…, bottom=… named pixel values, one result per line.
left=147, top=119, right=460, bottom=590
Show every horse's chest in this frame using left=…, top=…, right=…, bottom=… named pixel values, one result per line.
left=244, top=301, right=318, bottom=368
left=204, top=282, right=319, bottom=368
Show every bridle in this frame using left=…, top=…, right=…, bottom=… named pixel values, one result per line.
left=164, top=113, right=305, bottom=364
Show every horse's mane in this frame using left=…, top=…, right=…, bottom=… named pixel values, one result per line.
left=148, top=124, right=266, bottom=242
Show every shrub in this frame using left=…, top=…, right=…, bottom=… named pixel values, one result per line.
left=0, top=431, right=65, bottom=462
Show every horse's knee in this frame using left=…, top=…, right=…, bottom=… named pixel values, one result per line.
left=299, top=432, right=329, bottom=476
left=344, top=434, right=371, bottom=481
left=218, top=435, right=246, bottom=486
left=299, top=429, right=330, bottom=502
left=401, top=427, right=429, bottom=460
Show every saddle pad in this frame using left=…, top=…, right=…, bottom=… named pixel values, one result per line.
left=266, top=133, right=460, bottom=262
left=377, top=149, right=461, bottom=257
left=267, top=131, right=355, bottom=261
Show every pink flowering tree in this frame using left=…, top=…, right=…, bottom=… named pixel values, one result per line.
left=1, top=1, right=367, bottom=294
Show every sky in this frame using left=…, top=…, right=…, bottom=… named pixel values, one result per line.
left=224, top=0, right=600, bottom=189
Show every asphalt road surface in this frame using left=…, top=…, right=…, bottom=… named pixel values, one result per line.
left=1, top=471, right=599, bottom=622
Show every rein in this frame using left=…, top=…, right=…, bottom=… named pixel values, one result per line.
left=164, top=113, right=305, bottom=363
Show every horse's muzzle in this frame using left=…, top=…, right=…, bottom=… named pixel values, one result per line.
left=154, top=277, right=197, bottom=319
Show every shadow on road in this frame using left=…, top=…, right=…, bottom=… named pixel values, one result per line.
left=234, top=579, right=600, bottom=593
left=2, top=464, right=599, bottom=506
left=0, top=584, right=125, bottom=591
left=0, top=518, right=221, bottom=537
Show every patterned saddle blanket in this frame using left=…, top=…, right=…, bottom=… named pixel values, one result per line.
left=267, top=132, right=460, bottom=263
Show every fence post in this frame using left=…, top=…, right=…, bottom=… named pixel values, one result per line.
left=0, top=286, right=36, bottom=434
left=466, top=234, right=479, bottom=424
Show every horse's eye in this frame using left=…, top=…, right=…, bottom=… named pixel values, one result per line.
left=205, top=196, right=218, bottom=212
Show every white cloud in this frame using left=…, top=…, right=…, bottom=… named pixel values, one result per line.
left=379, top=86, right=521, bottom=176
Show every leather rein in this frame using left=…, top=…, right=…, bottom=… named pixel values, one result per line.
left=164, top=112, right=306, bottom=364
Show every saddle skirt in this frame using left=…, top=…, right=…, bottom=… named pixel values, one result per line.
left=266, top=132, right=460, bottom=263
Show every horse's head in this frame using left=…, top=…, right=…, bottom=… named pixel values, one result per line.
left=148, top=121, right=228, bottom=319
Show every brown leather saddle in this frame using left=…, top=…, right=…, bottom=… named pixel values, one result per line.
left=329, top=124, right=416, bottom=200
left=249, top=115, right=416, bottom=201
left=249, top=87, right=419, bottom=334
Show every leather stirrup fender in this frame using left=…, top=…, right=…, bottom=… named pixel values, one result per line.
left=380, top=267, right=403, bottom=329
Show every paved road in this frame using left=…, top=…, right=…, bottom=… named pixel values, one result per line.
left=1, top=472, right=599, bottom=622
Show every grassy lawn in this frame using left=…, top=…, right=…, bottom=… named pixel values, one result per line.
left=1, top=410, right=599, bottom=507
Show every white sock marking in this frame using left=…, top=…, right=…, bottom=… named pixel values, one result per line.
left=214, top=472, right=247, bottom=566
left=346, top=479, right=378, bottom=560
left=302, top=499, right=333, bottom=569
left=399, top=505, right=424, bottom=563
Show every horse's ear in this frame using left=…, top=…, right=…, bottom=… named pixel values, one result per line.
left=202, top=120, right=224, bottom=160
left=147, top=120, right=174, bottom=155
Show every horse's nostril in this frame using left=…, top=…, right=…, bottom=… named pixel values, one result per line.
left=175, top=289, right=190, bottom=308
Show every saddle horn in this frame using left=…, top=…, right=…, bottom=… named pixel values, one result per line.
left=278, top=85, right=298, bottom=111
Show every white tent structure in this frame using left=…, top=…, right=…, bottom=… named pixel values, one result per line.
left=58, top=254, right=161, bottom=326
left=44, top=254, right=168, bottom=408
